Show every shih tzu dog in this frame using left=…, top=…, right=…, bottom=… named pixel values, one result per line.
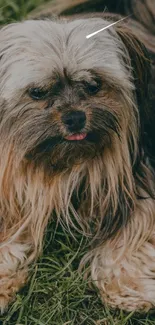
left=0, top=0, right=155, bottom=314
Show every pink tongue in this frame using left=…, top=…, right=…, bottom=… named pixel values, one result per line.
left=65, top=133, right=87, bottom=141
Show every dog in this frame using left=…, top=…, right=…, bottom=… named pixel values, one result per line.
left=0, top=0, right=155, bottom=314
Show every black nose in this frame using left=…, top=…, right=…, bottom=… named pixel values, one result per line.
left=62, top=111, right=86, bottom=132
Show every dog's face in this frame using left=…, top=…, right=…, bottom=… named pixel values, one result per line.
left=0, top=17, right=151, bottom=241
left=0, top=18, right=141, bottom=172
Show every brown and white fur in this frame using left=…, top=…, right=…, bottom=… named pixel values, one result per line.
left=0, top=0, right=155, bottom=314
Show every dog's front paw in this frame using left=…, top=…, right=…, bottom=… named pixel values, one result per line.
left=90, top=235, right=155, bottom=312
left=98, top=281, right=153, bottom=312
left=0, top=270, right=27, bottom=314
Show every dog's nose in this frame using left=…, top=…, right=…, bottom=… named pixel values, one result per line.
left=62, top=111, right=86, bottom=132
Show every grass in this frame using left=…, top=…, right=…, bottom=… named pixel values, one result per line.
left=1, top=221, right=155, bottom=325
left=0, top=0, right=49, bottom=24
left=0, top=1, right=155, bottom=324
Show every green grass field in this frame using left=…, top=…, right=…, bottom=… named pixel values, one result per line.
left=2, top=220, right=155, bottom=325
left=0, top=1, right=155, bottom=324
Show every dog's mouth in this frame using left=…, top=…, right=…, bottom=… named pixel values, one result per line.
left=64, top=133, right=87, bottom=141
left=24, top=130, right=105, bottom=172
left=26, top=131, right=100, bottom=160
left=40, top=131, right=100, bottom=152
left=63, top=132, right=100, bottom=143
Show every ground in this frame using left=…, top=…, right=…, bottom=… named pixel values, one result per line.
left=0, top=0, right=155, bottom=324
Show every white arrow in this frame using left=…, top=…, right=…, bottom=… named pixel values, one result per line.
left=86, top=15, right=131, bottom=39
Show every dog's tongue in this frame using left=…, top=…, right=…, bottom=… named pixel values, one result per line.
left=65, top=133, right=87, bottom=141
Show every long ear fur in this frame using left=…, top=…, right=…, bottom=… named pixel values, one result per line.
left=116, top=25, right=155, bottom=197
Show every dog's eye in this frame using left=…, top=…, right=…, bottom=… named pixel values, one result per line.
left=85, top=80, right=101, bottom=95
left=29, top=88, right=49, bottom=100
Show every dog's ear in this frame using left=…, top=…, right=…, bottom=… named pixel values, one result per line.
left=117, top=25, right=155, bottom=193
left=116, top=25, right=151, bottom=107
left=116, top=25, right=155, bottom=160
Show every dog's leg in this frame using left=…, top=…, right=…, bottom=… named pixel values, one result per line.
left=90, top=198, right=155, bottom=312
left=0, top=242, right=29, bottom=313
left=0, top=163, right=53, bottom=313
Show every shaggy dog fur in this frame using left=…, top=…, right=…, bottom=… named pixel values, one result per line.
left=0, top=0, right=155, bottom=313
